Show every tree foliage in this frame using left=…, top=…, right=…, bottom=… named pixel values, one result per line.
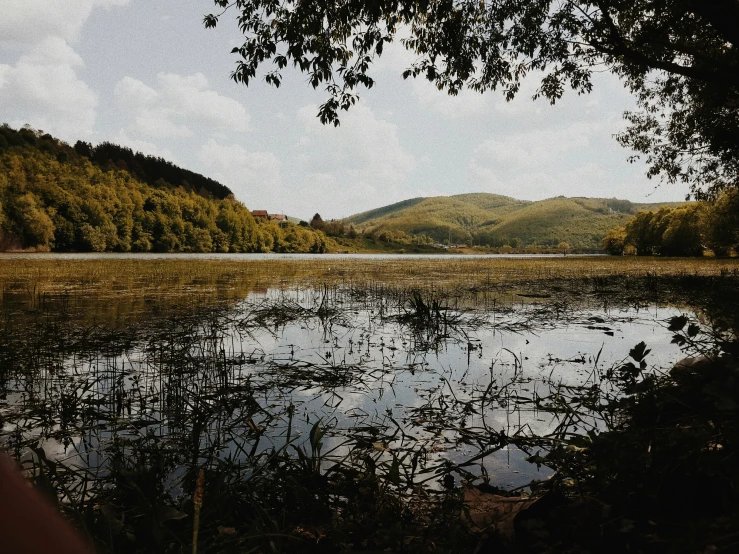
left=602, top=226, right=626, bottom=255
left=703, top=188, right=739, bottom=255
left=75, top=140, right=233, bottom=199
left=0, top=125, right=332, bottom=253
left=206, top=0, right=738, bottom=198
left=605, top=196, right=739, bottom=256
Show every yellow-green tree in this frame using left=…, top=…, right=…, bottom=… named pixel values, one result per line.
left=0, top=125, right=335, bottom=254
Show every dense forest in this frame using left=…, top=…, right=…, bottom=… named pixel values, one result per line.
left=0, top=125, right=332, bottom=253
left=603, top=193, right=739, bottom=256
left=73, top=140, right=232, bottom=200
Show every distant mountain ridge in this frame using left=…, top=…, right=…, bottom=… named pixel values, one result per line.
left=344, top=193, right=684, bottom=250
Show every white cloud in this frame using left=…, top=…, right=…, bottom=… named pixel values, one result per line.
left=410, top=66, right=548, bottom=119
left=292, top=103, right=416, bottom=216
left=0, top=38, right=97, bottom=139
left=472, top=121, right=601, bottom=169
left=114, top=73, right=251, bottom=139
left=298, top=104, right=416, bottom=181
left=0, top=0, right=130, bottom=45
left=471, top=162, right=612, bottom=200
left=372, top=31, right=419, bottom=74
left=468, top=120, right=619, bottom=200
left=412, top=79, right=489, bottom=119
left=0, top=66, right=9, bottom=90
left=197, top=139, right=283, bottom=208
left=115, top=76, right=158, bottom=109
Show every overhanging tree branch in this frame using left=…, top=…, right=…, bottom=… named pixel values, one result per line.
left=685, top=0, right=739, bottom=48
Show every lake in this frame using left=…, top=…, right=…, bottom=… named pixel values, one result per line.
left=1, top=255, right=737, bottom=550
left=1, top=252, right=605, bottom=260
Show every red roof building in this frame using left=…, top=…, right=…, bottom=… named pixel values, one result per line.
left=251, top=210, right=268, bottom=219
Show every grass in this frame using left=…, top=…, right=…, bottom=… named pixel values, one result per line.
left=2, top=255, right=739, bottom=292
left=342, top=193, right=684, bottom=248
left=1, top=256, right=739, bottom=552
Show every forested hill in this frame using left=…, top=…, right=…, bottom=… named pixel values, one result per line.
left=74, top=140, right=232, bottom=200
left=344, top=193, right=683, bottom=250
left=0, top=124, right=331, bottom=253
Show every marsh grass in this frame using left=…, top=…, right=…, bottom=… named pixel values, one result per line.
left=2, top=255, right=739, bottom=294
left=1, top=256, right=739, bottom=552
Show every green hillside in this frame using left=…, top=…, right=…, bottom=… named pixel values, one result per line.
left=344, top=193, right=684, bottom=250
left=0, top=124, right=333, bottom=253
left=451, top=193, right=530, bottom=212
left=347, top=197, right=426, bottom=225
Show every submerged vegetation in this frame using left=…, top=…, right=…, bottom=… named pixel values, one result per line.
left=1, top=257, right=739, bottom=552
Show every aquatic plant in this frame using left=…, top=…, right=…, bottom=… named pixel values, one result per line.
left=1, top=258, right=739, bottom=552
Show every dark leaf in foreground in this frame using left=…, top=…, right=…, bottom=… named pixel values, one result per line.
left=668, top=315, right=689, bottom=332
left=629, top=341, right=651, bottom=363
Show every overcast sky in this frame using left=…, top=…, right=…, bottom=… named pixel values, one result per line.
left=0, top=0, right=690, bottom=220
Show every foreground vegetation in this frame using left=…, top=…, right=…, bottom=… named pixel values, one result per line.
left=1, top=257, right=739, bottom=553
left=0, top=125, right=334, bottom=253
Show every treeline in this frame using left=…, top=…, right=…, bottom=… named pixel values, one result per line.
left=603, top=191, right=739, bottom=256
left=312, top=209, right=572, bottom=250
left=0, top=125, right=332, bottom=253
left=310, top=213, right=438, bottom=245
left=74, top=141, right=231, bottom=199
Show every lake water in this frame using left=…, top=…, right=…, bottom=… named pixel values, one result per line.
left=0, top=252, right=606, bottom=261
left=0, top=274, right=690, bottom=494
left=3, top=255, right=738, bottom=554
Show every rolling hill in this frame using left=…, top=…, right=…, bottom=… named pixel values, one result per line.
left=0, top=124, right=333, bottom=253
left=344, top=193, right=683, bottom=250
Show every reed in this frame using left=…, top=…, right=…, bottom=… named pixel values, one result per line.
left=1, top=256, right=738, bottom=552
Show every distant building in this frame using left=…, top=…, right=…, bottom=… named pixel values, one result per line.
left=251, top=210, right=268, bottom=220
left=269, top=213, right=287, bottom=222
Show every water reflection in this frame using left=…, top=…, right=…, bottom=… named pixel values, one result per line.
left=1, top=281, right=686, bottom=495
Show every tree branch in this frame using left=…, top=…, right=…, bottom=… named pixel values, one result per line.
left=592, top=1, right=739, bottom=87
left=684, top=0, right=739, bottom=48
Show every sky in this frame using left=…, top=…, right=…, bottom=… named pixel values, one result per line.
left=0, top=0, right=690, bottom=220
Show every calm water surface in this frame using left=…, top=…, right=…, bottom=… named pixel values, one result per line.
left=0, top=252, right=605, bottom=261
left=0, top=278, right=687, bottom=492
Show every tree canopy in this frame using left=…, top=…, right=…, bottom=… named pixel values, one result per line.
left=205, top=0, right=739, bottom=198
left=0, top=125, right=333, bottom=253
left=602, top=190, right=739, bottom=256
left=75, top=140, right=233, bottom=199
